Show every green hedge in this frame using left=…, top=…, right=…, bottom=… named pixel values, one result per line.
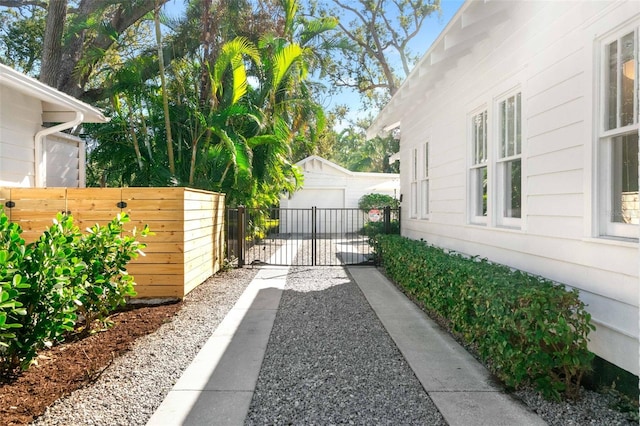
left=374, top=234, right=595, bottom=400
left=0, top=210, right=148, bottom=374
left=361, top=220, right=400, bottom=239
left=358, top=193, right=399, bottom=211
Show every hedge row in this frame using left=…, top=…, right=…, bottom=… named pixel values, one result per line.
left=0, top=210, right=148, bottom=374
left=374, top=234, right=595, bottom=400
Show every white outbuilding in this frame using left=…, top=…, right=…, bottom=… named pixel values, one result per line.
left=280, top=155, right=399, bottom=209
left=369, top=0, right=639, bottom=379
left=279, top=155, right=399, bottom=234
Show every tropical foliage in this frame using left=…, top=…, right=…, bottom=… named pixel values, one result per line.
left=0, top=0, right=438, bottom=200
left=358, top=193, right=399, bottom=212
left=80, top=0, right=335, bottom=206
left=330, top=118, right=399, bottom=173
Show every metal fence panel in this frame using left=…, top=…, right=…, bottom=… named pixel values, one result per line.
left=226, top=207, right=400, bottom=267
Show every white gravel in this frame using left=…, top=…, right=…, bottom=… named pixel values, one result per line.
left=29, top=249, right=638, bottom=425
left=32, top=267, right=258, bottom=426
left=245, top=266, right=446, bottom=425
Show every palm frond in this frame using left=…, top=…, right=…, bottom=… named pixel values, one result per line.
left=299, top=17, right=338, bottom=46
left=212, top=37, right=260, bottom=104
left=273, top=43, right=303, bottom=90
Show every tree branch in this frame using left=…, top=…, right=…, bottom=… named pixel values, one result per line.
left=0, top=0, right=46, bottom=7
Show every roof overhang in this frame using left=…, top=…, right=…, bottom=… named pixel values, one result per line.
left=367, top=0, right=511, bottom=139
left=296, top=155, right=400, bottom=178
left=0, top=63, right=108, bottom=123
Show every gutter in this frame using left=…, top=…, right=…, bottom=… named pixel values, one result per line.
left=34, top=111, right=84, bottom=187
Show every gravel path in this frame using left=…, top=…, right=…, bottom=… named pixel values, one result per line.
left=29, top=241, right=637, bottom=425
left=32, top=268, right=258, bottom=426
left=245, top=266, right=446, bottom=425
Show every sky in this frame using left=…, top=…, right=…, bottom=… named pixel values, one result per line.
left=162, top=0, right=466, bottom=126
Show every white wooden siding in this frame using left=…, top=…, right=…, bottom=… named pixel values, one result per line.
left=0, top=85, right=41, bottom=187
left=395, top=1, right=639, bottom=375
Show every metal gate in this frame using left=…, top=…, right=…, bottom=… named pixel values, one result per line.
left=226, top=207, right=400, bottom=266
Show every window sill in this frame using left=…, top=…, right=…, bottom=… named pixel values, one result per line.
left=468, top=221, right=487, bottom=226
left=495, top=224, right=523, bottom=232
left=581, top=236, right=638, bottom=248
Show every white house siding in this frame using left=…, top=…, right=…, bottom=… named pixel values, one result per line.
left=395, top=1, right=639, bottom=375
left=0, top=85, right=41, bottom=187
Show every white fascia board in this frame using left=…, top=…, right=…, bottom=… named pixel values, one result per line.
left=367, top=0, right=511, bottom=140
left=295, top=155, right=356, bottom=176
left=0, top=63, right=108, bottom=123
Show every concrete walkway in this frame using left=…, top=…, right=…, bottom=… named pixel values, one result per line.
left=148, top=263, right=546, bottom=425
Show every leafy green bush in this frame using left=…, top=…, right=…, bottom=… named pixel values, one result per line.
left=0, top=210, right=148, bottom=373
left=0, top=214, right=28, bottom=350
left=361, top=220, right=400, bottom=239
left=75, top=214, right=149, bottom=332
left=374, top=234, right=595, bottom=400
left=5, top=214, right=90, bottom=371
left=247, top=218, right=279, bottom=241
left=358, top=193, right=399, bottom=211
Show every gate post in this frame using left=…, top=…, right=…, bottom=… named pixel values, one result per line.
left=312, top=206, right=317, bottom=266
left=237, top=205, right=245, bottom=267
left=384, top=206, right=391, bottom=234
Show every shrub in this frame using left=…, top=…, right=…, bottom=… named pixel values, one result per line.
left=374, top=234, right=595, bottom=400
left=0, top=211, right=148, bottom=373
left=5, top=213, right=85, bottom=370
left=358, top=193, right=399, bottom=212
left=361, top=220, right=400, bottom=239
left=0, top=214, right=28, bottom=351
left=74, top=214, right=149, bottom=332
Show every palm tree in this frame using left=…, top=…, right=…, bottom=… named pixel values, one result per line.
left=87, top=0, right=338, bottom=208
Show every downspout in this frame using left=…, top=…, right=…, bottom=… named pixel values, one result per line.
left=34, top=111, right=83, bottom=187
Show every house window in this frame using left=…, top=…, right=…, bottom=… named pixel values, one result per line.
left=497, top=92, right=522, bottom=226
left=599, top=26, right=638, bottom=239
left=411, top=147, right=418, bottom=218
left=420, top=142, right=430, bottom=218
left=470, top=110, right=488, bottom=223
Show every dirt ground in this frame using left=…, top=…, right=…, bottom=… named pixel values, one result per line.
left=0, top=303, right=182, bottom=426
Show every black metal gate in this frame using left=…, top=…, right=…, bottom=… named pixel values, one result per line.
left=226, top=207, right=400, bottom=266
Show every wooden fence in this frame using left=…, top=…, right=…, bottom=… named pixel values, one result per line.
left=0, top=187, right=225, bottom=299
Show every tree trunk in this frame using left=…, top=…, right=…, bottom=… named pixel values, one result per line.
left=155, top=0, right=175, bottom=175
left=199, top=0, right=213, bottom=107
left=56, top=0, right=164, bottom=98
left=39, top=0, right=67, bottom=87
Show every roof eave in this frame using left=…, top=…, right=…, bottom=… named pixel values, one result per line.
left=367, top=0, right=510, bottom=139
left=0, top=63, right=108, bottom=123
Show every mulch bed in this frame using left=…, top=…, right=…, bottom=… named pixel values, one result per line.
left=0, top=303, right=182, bottom=426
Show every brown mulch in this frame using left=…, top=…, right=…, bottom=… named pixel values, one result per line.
left=0, top=303, right=182, bottom=426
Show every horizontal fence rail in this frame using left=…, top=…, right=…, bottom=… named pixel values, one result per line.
left=226, top=206, right=400, bottom=267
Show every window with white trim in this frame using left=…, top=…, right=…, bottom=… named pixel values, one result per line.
left=420, top=142, right=430, bottom=218
left=410, top=147, right=418, bottom=218
left=470, top=110, right=488, bottom=223
left=497, top=92, right=522, bottom=226
left=599, top=26, right=639, bottom=239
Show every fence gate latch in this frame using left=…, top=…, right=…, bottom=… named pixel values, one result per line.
left=117, top=201, right=127, bottom=209
left=4, top=201, right=15, bottom=208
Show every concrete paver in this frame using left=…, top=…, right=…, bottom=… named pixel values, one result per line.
left=146, top=265, right=288, bottom=426
left=348, top=265, right=546, bottom=426
left=149, top=244, right=546, bottom=425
